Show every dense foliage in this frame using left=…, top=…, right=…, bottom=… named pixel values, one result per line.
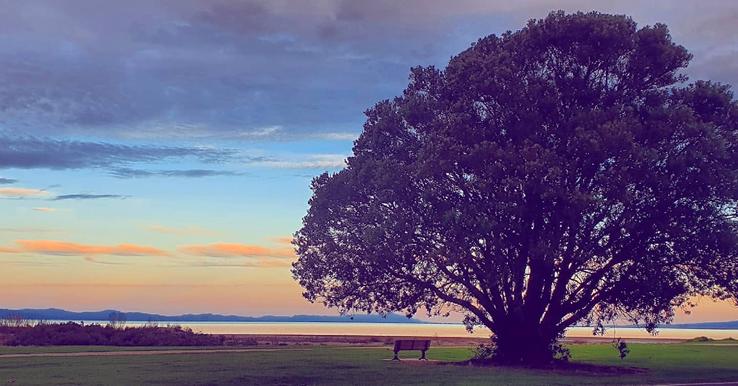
left=0, top=322, right=224, bottom=346
left=293, top=11, right=738, bottom=364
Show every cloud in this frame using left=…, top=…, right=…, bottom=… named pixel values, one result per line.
left=0, top=1, right=430, bottom=140
left=0, top=187, right=50, bottom=199
left=0, top=135, right=236, bottom=170
left=0, top=178, right=18, bottom=184
left=0, top=237, right=294, bottom=267
left=109, top=168, right=243, bottom=179
left=0, top=1, right=735, bottom=144
left=309, top=132, right=358, bottom=141
left=203, top=127, right=359, bottom=142
left=32, top=207, right=56, bottom=212
left=179, top=242, right=295, bottom=259
left=0, top=240, right=168, bottom=257
left=252, top=154, right=347, bottom=169
left=226, top=126, right=282, bottom=139
left=52, top=194, right=127, bottom=201
left=178, top=242, right=295, bottom=266
left=82, top=256, right=128, bottom=265
left=0, top=246, right=20, bottom=253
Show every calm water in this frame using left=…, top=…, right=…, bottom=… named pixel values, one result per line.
left=63, top=321, right=738, bottom=340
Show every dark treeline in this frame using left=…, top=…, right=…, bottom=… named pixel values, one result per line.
left=0, top=322, right=225, bottom=346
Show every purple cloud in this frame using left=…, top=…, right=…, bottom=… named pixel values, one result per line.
left=0, top=1, right=735, bottom=142
left=52, top=194, right=128, bottom=201
left=108, top=168, right=244, bottom=179
left=0, top=135, right=236, bottom=170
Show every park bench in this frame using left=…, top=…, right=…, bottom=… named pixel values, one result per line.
left=392, top=339, right=431, bottom=360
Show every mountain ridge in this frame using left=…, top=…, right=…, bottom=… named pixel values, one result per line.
left=664, top=320, right=738, bottom=330
left=2, top=308, right=737, bottom=329
left=0, top=308, right=421, bottom=323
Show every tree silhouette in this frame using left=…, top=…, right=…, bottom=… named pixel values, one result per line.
left=292, top=11, right=738, bottom=364
left=108, top=311, right=127, bottom=329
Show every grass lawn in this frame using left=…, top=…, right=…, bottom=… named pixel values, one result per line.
left=0, top=343, right=736, bottom=385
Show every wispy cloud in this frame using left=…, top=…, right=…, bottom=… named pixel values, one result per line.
left=251, top=154, right=347, bottom=169
left=0, top=238, right=294, bottom=268
left=0, top=136, right=236, bottom=170
left=213, top=127, right=358, bottom=142
left=0, top=240, right=168, bottom=257
left=0, top=178, right=18, bottom=184
left=0, top=185, right=129, bottom=202
left=307, top=132, right=358, bottom=141
left=227, top=126, right=282, bottom=139
left=179, top=242, right=295, bottom=262
left=52, top=194, right=127, bottom=201
left=32, top=207, right=57, bottom=212
left=109, top=168, right=244, bottom=179
left=0, top=187, right=50, bottom=199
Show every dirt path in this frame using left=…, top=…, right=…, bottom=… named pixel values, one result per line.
left=0, top=348, right=311, bottom=359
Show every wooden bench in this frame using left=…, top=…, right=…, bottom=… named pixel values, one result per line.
left=392, top=339, right=431, bottom=360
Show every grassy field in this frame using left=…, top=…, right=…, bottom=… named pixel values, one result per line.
left=0, top=343, right=737, bottom=385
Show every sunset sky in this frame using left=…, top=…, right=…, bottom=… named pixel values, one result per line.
left=1, top=0, right=737, bottom=323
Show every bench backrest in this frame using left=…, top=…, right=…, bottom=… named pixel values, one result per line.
left=393, top=339, right=431, bottom=351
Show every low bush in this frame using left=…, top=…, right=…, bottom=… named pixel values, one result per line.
left=687, top=336, right=713, bottom=343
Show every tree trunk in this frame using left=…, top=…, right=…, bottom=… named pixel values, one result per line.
left=492, top=319, right=561, bottom=365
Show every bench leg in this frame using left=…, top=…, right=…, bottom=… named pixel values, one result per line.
left=420, top=350, right=427, bottom=360
left=392, top=351, right=399, bottom=361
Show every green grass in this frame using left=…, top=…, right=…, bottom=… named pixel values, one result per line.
left=0, top=343, right=737, bottom=385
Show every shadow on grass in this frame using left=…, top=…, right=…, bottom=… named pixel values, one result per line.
left=443, top=359, right=647, bottom=376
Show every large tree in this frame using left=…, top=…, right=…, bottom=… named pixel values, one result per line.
left=292, top=11, right=738, bottom=364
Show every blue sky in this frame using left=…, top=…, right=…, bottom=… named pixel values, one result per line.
left=1, top=0, right=737, bottom=320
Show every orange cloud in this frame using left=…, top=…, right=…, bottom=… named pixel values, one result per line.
left=12, top=240, right=168, bottom=257
left=178, top=242, right=296, bottom=268
left=0, top=239, right=294, bottom=268
left=0, top=187, right=49, bottom=198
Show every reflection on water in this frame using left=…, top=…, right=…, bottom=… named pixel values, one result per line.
left=76, top=321, right=738, bottom=340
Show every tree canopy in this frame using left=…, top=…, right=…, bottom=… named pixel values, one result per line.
left=292, top=11, right=738, bottom=363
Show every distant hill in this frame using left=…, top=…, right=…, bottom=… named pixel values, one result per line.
left=0, top=308, right=422, bottom=324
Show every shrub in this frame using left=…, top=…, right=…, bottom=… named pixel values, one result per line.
left=688, top=336, right=713, bottom=342
left=613, top=338, right=630, bottom=360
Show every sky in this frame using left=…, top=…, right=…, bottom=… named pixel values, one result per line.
left=1, top=0, right=737, bottom=323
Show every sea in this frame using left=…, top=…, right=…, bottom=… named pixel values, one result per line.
left=50, top=321, right=738, bottom=340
